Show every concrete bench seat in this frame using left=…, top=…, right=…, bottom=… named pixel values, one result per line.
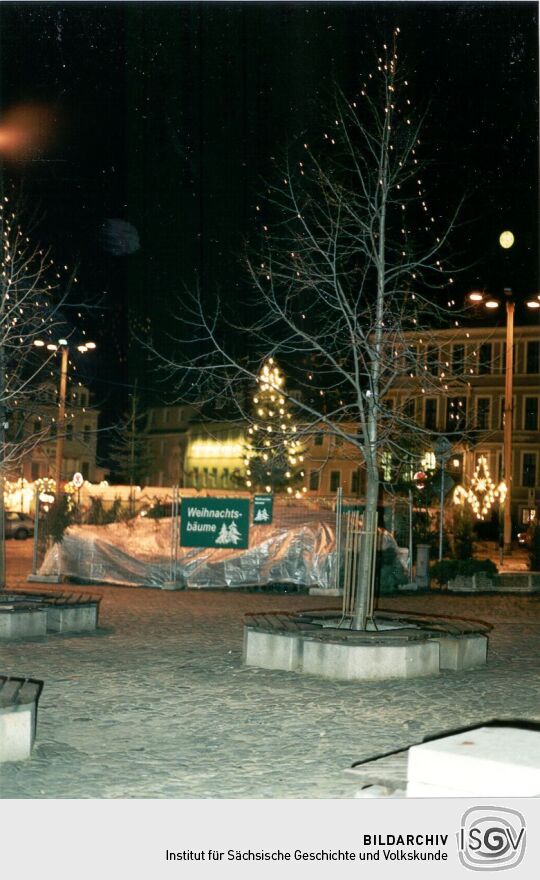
left=0, top=591, right=101, bottom=636
left=0, top=675, right=44, bottom=762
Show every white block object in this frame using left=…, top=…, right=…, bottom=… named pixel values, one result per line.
left=243, top=629, right=303, bottom=671
left=0, top=609, right=48, bottom=639
left=0, top=708, right=34, bottom=762
left=407, top=726, right=540, bottom=797
left=437, top=634, right=487, bottom=670
left=46, top=604, right=98, bottom=633
left=302, top=638, right=440, bottom=681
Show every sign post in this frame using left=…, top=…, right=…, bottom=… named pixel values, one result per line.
left=253, top=494, right=273, bottom=524
left=180, top=498, right=249, bottom=549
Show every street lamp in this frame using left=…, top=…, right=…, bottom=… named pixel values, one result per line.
left=34, top=337, right=96, bottom=489
left=467, top=284, right=538, bottom=553
left=434, top=435, right=452, bottom=561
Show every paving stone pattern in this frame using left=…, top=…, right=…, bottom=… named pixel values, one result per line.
left=1, top=544, right=539, bottom=798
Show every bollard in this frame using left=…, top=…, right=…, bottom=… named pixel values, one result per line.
left=416, top=544, right=431, bottom=589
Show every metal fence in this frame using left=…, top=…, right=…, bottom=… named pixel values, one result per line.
left=30, top=486, right=420, bottom=594
left=31, top=488, right=341, bottom=589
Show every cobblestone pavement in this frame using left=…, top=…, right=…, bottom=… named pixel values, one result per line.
left=1, top=543, right=539, bottom=799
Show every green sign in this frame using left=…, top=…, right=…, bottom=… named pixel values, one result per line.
left=253, top=494, right=273, bottom=524
left=180, top=498, right=249, bottom=549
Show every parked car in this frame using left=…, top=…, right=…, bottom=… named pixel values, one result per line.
left=139, top=501, right=175, bottom=519
left=5, top=511, right=34, bottom=540
left=517, top=524, right=535, bottom=547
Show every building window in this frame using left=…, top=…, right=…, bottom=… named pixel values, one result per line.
left=452, top=344, right=464, bottom=374
left=314, top=433, right=324, bottom=446
left=31, top=462, right=40, bottom=480
left=351, top=468, right=362, bottom=495
left=524, top=398, right=539, bottom=431
left=426, top=346, right=439, bottom=375
left=329, top=470, right=341, bottom=492
left=424, top=399, right=437, bottom=430
left=81, top=462, right=89, bottom=480
left=381, top=452, right=393, bottom=482
left=50, top=421, right=56, bottom=438
left=421, top=451, right=436, bottom=472
left=522, top=454, right=537, bottom=488
left=478, top=343, right=492, bottom=374
left=476, top=398, right=491, bottom=430
left=521, top=508, right=536, bottom=525
left=66, top=423, right=73, bottom=441
left=33, top=420, right=41, bottom=434
left=309, top=470, right=319, bottom=491
left=446, top=398, right=467, bottom=432
left=403, top=398, right=416, bottom=421
left=83, top=425, right=91, bottom=443
left=527, top=341, right=540, bottom=374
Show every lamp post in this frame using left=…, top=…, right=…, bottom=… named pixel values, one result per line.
left=468, top=277, right=539, bottom=554
left=434, top=435, right=452, bottom=561
left=34, top=337, right=96, bottom=491
left=502, top=289, right=515, bottom=553
left=468, top=288, right=515, bottom=552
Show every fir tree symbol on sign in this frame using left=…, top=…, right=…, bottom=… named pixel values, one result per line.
left=215, top=522, right=242, bottom=546
left=254, top=508, right=270, bottom=522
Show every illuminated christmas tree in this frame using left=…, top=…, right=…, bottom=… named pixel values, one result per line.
left=244, top=359, right=306, bottom=496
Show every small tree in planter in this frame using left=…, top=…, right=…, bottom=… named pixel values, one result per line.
left=47, top=494, right=72, bottom=545
left=452, top=508, right=475, bottom=560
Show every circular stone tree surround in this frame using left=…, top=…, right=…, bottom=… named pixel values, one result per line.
left=242, top=610, right=490, bottom=681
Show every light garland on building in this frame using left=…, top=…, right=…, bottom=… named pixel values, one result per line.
left=453, top=455, right=507, bottom=520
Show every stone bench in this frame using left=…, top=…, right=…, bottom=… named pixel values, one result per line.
left=0, top=591, right=101, bottom=637
left=0, top=603, right=48, bottom=639
left=0, top=675, right=44, bottom=762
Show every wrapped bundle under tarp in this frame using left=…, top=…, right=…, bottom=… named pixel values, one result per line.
left=37, top=517, right=339, bottom=589
left=37, top=500, right=404, bottom=590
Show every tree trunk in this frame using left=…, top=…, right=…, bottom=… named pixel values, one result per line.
left=352, top=464, right=379, bottom=630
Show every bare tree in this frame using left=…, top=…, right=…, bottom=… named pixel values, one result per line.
left=152, top=34, right=464, bottom=628
left=0, top=192, right=74, bottom=584
left=108, top=379, right=152, bottom=510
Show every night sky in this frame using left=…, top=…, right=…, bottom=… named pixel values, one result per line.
left=0, top=2, right=538, bottom=432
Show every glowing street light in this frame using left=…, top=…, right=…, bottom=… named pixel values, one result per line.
left=33, top=336, right=96, bottom=488
left=499, top=230, right=515, bottom=250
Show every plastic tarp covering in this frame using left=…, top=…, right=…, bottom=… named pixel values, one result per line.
left=37, top=516, right=336, bottom=589
left=38, top=507, right=402, bottom=590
